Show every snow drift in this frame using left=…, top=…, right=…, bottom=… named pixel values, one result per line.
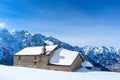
left=0, top=65, right=120, bottom=80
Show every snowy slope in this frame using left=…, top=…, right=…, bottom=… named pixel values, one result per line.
left=0, top=65, right=120, bottom=80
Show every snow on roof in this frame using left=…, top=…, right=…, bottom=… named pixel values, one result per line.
left=50, top=48, right=79, bottom=66
left=15, top=45, right=58, bottom=55
left=82, top=61, right=94, bottom=67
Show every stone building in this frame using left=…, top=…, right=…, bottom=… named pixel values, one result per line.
left=14, top=45, right=83, bottom=71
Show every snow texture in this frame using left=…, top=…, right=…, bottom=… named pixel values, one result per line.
left=82, top=61, right=94, bottom=67
left=50, top=48, right=79, bottom=66
left=0, top=65, right=120, bottom=80
left=15, top=45, right=58, bottom=55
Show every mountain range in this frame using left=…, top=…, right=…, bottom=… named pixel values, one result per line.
left=0, top=28, right=120, bottom=71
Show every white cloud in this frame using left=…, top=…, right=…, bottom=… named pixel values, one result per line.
left=0, top=22, right=6, bottom=28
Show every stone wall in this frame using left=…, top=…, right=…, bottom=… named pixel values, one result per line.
left=14, top=54, right=82, bottom=72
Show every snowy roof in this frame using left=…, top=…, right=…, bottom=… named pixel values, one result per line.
left=50, top=48, right=79, bottom=66
left=15, top=45, right=58, bottom=55
left=82, top=61, right=94, bottom=67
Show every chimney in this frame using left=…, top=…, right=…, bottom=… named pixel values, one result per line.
left=41, top=43, right=46, bottom=55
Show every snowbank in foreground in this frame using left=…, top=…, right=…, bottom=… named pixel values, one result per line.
left=0, top=65, right=120, bottom=80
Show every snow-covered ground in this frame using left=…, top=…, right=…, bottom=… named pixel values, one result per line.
left=0, top=65, right=120, bottom=80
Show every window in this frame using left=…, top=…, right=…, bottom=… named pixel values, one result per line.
left=54, top=69, right=59, bottom=71
left=18, top=56, right=21, bottom=64
left=33, top=56, right=37, bottom=67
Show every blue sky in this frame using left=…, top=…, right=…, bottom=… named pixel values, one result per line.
left=0, top=0, right=120, bottom=47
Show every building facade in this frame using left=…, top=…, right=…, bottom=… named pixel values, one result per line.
left=14, top=45, right=83, bottom=71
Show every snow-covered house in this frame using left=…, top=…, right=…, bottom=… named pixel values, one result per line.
left=14, top=45, right=83, bottom=71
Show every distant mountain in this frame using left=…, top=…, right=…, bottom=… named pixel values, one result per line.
left=0, top=28, right=120, bottom=71
left=82, top=46, right=120, bottom=71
